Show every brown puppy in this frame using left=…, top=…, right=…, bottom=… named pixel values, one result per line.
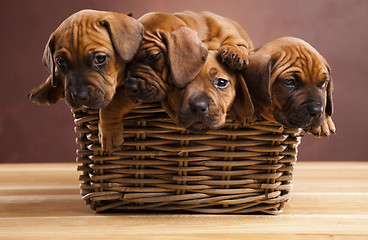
left=244, top=37, right=335, bottom=136
left=27, top=9, right=144, bottom=151
left=125, top=11, right=253, bottom=103
left=162, top=51, right=253, bottom=132
left=29, top=9, right=143, bottom=109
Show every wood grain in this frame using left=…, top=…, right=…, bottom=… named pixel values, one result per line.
left=0, top=162, right=367, bottom=240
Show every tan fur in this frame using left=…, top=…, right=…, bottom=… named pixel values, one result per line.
left=27, top=9, right=144, bottom=151
left=244, top=37, right=335, bottom=137
left=162, top=51, right=253, bottom=132
left=125, top=11, right=254, bottom=103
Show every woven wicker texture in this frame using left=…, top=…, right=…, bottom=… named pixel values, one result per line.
left=74, top=104, right=301, bottom=214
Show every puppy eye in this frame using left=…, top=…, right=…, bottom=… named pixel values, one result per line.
left=282, top=78, right=295, bottom=87
left=320, top=79, right=328, bottom=88
left=214, top=78, right=229, bottom=89
left=147, top=52, right=162, bottom=64
left=94, top=55, right=107, bottom=65
left=56, top=58, right=67, bottom=68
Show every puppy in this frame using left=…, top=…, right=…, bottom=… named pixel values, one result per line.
left=162, top=50, right=254, bottom=132
left=125, top=11, right=253, bottom=103
left=27, top=9, right=144, bottom=151
left=244, top=37, right=335, bottom=136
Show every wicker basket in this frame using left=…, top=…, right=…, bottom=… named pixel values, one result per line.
left=73, top=103, right=301, bottom=214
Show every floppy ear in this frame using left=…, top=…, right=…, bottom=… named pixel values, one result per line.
left=28, top=75, right=65, bottom=105
left=100, top=13, right=144, bottom=62
left=42, top=35, right=56, bottom=87
left=325, top=66, right=334, bottom=116
left=165, top=27, right=208, bottom=88
left=229, top=72, right=254, bottom=122
left=243, top=51, right=273, bottom=107
left=28, top=34, right=65, bottom=105
left=160, top=97, right=177, bottom=122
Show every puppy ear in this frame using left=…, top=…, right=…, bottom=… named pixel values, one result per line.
left=165, top=27, right=208, bottom=88
left=229, top=72, right=254, bottom=122
left=243, top=51, right=273, bottom=107
left=28, top=75, right=65, bottom=105
left=160, top=97, right=177, bottom=122
left=326, top=66, right=334, bottom=116
left=28, top=34, right=65, bottom=105
left=100, top=13, right=144, bottom=62
left=42, top=35, right=57, bottom=87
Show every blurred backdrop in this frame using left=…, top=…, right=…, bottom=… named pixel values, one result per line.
left=1, top=0, right=367, bottom=163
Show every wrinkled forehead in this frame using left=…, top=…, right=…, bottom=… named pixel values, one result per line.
left=199, top=51, right=235, bottom=78
left=53, top=20, right=112, bottom=53
left=139, top=32, right=165, bottom=52
left=271, top=44, right=330, bottom=81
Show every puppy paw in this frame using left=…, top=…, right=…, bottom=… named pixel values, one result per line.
left=218, top=44, right=248, bottom=70
left=306, top=116, right=336, bottom=137
left=98, top=122, right=124, bottom=152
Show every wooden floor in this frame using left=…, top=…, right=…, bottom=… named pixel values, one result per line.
left=0, top=162, right=367, bottom=240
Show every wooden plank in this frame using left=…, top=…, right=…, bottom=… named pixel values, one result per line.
left=0, top=163, right=79, bottom=192
left=1, top=192, right=367, bottom=217
left=0, top=214, right=367, bottom=240
left=283, top=193, right=368, bottom=214
left=0, top=162, right=367, bottom=240
left=293, top=162, right=368, bottom=193
left=0, top=194, right=90, bottom=218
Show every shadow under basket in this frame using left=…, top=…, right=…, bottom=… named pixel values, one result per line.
left=73, top=104, right=302, bottom=214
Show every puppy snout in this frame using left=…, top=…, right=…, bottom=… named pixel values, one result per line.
left=125, top=78, right=139, bottom=93
left=190, top=97, right=209, bottom=115
left=305, top=102, right=323, bottom=117
left=70, top=86, right=91, bottom=101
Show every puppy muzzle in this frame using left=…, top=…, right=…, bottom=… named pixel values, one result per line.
left=67, top=84, right=106, bottom=109
left=125, top=76, right=163, bottom=103
left=179, top=95, right=222, bottom=132
left=276, top=100, right=324, bottom=129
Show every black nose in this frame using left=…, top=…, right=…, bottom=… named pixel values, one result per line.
left=70, top=87, right=89, bottom=102
left=190, top=97, right=209, bottom=114
left=306, top=103, right=323, bottom=117
left=125, top=78, right=139, bottom=93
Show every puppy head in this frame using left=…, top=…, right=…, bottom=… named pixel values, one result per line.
left=162, top=51, right=253, bottom=132
left=245, top=36, right=333, bottom=129
left=125, top=12, right=208, bottom=103
left=29, top=9, right=143, bottom=109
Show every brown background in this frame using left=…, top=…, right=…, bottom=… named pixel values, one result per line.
left=0, top=0, right=367, bottom=163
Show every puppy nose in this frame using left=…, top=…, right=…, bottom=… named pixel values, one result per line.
left=306, top=103, right=324, bottom=117
left=190, top=98, right=209, bottom=114
left=70, top=88, right=89, bottom=101
left=125, top=78, right=139, bottom=93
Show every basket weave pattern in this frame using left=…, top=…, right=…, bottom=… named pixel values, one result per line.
left=74, top=104, right=301, bottom=214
